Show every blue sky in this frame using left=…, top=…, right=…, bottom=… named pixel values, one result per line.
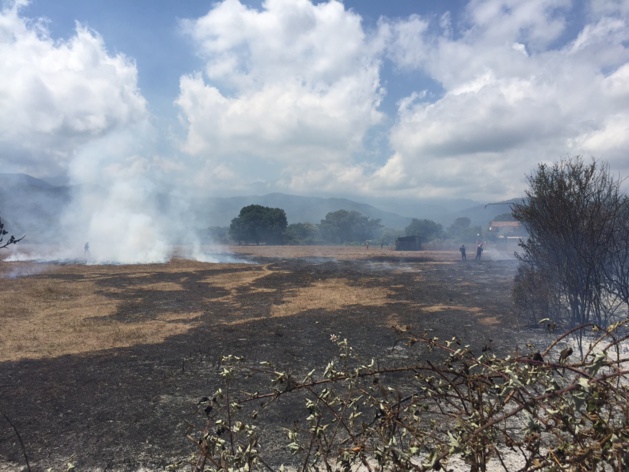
left=3, top=0, right=629, bottom=204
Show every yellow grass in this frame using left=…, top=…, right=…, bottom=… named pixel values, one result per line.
left=271, top=277, right=392, bottom=318
left=0, top=265, right=206, bottom=361
left=0, top=247, right=462, bottom=362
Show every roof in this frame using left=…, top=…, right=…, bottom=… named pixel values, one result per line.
left=490, top=221, right=521, bottom=227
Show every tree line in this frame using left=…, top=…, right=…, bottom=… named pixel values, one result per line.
left=214, top=205, right=488, bottom=247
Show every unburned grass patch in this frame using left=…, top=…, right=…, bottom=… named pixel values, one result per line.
left=271, top=277, right=393, bottom=317
left=0, top=263, right=213, bottom=361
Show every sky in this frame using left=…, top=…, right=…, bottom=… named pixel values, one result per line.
left=2, top=0, right=628, bottom=203
left=1, top=0, right=629, bottom=262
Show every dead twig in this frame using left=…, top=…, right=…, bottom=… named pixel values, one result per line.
left=0, top=408, right=31, bottom=472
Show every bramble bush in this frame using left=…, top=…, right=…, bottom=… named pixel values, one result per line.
left=183, top=321, right=629, bottom=472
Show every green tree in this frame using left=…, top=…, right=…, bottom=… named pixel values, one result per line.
left=319, top=210, right=382, bottom=244
left=229, top=205, right=288, bottom=245
left=512, top=157, right=625, bottom=333
left=404, top=218, right=444, bottom=243
left=447, top=217, right=483, bottom=243
left=379, top=228, right=403, bottom=247
left=0, top=217, right=24, bottom=249
left=284, top=223, right=320, bottom=245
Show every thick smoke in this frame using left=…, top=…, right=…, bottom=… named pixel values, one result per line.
left=5, top=124, right=241, bottom=265
left=60, top=129, right=239, bottom=264
left=0, top=1, right=245, bottom=265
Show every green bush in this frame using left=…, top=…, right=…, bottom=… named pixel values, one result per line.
left=185, top=323, right=629, bottom=471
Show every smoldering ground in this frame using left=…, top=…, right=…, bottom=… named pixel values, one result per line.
left=0, top=247, right=529, bottom=471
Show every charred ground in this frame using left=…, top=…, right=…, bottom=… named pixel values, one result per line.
left=0, top=246, right=533, bottom=471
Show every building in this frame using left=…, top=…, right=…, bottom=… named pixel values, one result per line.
left=489, top=220, right=527, bottom=251
left=395, top=235, right=422, bottom=251
left=488, top=221, right=525, bottom=237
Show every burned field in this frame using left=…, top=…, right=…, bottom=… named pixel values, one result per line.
left=0, top=246, right=527, bottom=471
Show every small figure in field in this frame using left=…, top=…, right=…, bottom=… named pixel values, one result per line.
left=459, top=244, right=466, bottom=261
left=364, top=241, right=369, bottom=250
left=475, top=243, right=483, bottom=261
left=84, top=242, right=90, bottom=258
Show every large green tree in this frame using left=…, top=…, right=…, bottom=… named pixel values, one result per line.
left=229, top=205, right=288, bottom=245
left=512, top=157, right=626, bottom=332
left=404, top=218, right=444, bottom=243
left=447, top=217, right=483, bottom=243
left=319, top=210, right=382, bottom=244
left=284, top=223, right=320, bottom=245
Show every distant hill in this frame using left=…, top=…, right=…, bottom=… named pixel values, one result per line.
left=0, top=174, right=520, bottom=242
left=357, top=196, right=480, bottom=226
left=0, top=173, right=56, bottom=190
left=0, top=173, right=71, bottom=242
left=201, top=193, right=414, bottom=229
left=445, top=199, right=522, bottom=228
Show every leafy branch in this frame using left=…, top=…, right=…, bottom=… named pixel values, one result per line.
left=187, top=322, right=629, bottom=471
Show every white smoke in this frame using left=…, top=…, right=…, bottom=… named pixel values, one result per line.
left=56, top=125, right=238, bottom=264
left=0, top=1, right=242, bottom=265
left=5, top=121, right=238, bottom=265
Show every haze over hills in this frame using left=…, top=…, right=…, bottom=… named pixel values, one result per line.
left=0, top=173, right=515, bottom=243
left=202, top=193, right=414, bottom=229
left=0, top=173, right=71, bottom=242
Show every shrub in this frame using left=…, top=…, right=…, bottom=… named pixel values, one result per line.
left=185, top=323, right=629, bottom=471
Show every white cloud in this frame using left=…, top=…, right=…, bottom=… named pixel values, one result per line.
left=380, top=14, right=431, bottom=70
left=4, top=0, right=629, bottom=207
left=365, top=0, right=629, bottom=200
left=0, top=0, right=147, bottom=177
left=465, top=0, right=571, bottom=49
left=589, top=0, right=629, bottom=17
left=173, top=0, right=629, bottom=201
left=176, top=0, right=384, bottom=193
left=0, top=2, right=207, bottom=264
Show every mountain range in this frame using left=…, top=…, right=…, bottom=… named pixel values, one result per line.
left=0, top=173, right=517, bottom=241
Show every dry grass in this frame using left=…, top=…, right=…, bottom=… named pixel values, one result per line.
left=271, top=277, right=393, bottom=317
left=0, top=245, right=520, bottom=471
left=0, top=264, right=205, bottom=361
left=422, top=304, right=500, bottom=326
left=0, top=245, right=501, bottom=363
left=0, top=246, right=442, bottom=362
left=228, top=245, right=454, bottom=261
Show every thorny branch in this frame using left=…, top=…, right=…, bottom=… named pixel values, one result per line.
left=189, top=322, right=629, bottom=471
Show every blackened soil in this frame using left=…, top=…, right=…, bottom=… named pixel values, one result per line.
left=0, top=256, right=528, bottom=471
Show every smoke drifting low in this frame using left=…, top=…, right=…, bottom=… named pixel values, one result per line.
left=4, top=126, right=244, bottom=265
left=67, top=127, right=219, bottom=263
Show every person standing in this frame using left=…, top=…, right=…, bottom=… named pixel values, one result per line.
left=475, top=243, right=483, bottom=261
left=459, top=244, right=466, bottom=261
